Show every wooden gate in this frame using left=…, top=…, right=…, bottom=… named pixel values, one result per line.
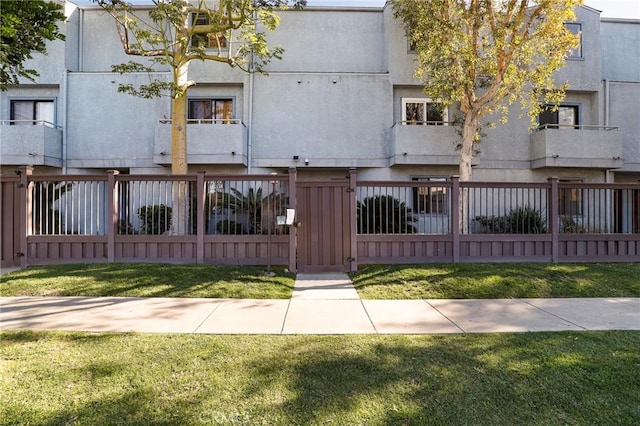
left=1, top=177, right=21, bottom=268
left=296, top=180, right=355, bottom=272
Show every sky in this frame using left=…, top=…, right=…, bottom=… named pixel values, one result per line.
left=69, top=1, right=640, bottom=19
left=308, top=0, right=640, bottom=19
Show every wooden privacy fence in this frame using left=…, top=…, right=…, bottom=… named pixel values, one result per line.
left=2, top=167, right=295, bottom=270
left=356, top=178, right=640, bottom=265
left=1, top=166, right=639, bottom=270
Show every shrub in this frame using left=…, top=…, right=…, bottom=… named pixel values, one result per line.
left=137, top=204, right=172, bottom=235
left=216, top=220, right=244, bottom=235
left=475, top=206, right=547, bottom=234
left=357, top=195, right=417, bottom=234
left=560, top=215, right=586, bottom=233
left=507, top=206, right=547, bottom=234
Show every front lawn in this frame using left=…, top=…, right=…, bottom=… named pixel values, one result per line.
left=352, top=263, right=640, bottom=299
left=1, top=331, right=638, bottom=425
left=0, top=263, right=294, bottom=299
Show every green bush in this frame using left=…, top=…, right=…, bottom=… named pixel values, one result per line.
left=137, top=204, right=172, bottom=235
left=357, top=195, right=417, bottom=234
left=560, top=215, right=586, bottom=233
left=216, top=220, right=244, bottom=235
left=475, top=206, right=547, bottom=234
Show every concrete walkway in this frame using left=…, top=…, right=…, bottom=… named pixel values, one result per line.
left=1, top=273, right=638, bottom=334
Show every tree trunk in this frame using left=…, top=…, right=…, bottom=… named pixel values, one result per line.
left=170, top=63, right=190, bottom=235
left=458, top=111, right=479, bottom=234
left=459, top=112, right=477, bottom=182
left=171, top=65, right=189, bottom=175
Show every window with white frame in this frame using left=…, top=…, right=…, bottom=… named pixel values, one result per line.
left=565, top=22, right=582, bottom=59
left=402, top=98, right=448, bottom=125
left=10, top=100, right=55, bottom=126
left=188, top=98, right=234, bottom=124
left=412, top=177, right=449, bottom=215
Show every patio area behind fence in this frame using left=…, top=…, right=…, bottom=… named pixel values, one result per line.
left=1, top=167, right=638, bottom=271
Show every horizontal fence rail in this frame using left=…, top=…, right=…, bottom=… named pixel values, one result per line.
left=1, top=168, right=638, bottom=269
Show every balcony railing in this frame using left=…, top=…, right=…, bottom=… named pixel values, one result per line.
left=154, top=119, right=247, bottom=165
left=390, top=121, right=463, bottom=166
left=530, top=124, right=623, bottom=169
left=0, top=120, right=63, bottom=167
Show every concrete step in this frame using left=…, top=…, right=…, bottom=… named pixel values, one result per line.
left=292, top=273, right=359, bottom=300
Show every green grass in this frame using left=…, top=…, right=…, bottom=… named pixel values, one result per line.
left=352, top=263, right=640, bottom=299
left=0, top=263, right=294, bottom=299
left=1, top=331, right=639, bottom=425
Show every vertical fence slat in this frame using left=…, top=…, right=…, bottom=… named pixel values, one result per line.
left=451, top=176, right=460, bottom=263
left=288, top=168, right=297, bottom=272
left=548, top=177, right=559, bottom=263
left=196, top=171, right=205, bottom=264
left=107, top=170, right=119, bottom=262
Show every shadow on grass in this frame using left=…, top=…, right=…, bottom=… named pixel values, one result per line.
left=0, top=263, right=295, bottom=299
left=243, top=333, right=640, bottom=424
left=2, top=332, right=639, bottom=425
left=351, top=263, right=640, bottom=299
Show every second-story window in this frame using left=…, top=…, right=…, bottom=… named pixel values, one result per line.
left=191, top=15, right=228, bottom=50
left=10, top=100, right=55, bottom=126
left=188, top=99, right=233, bottom=124
left=538, top=104, right=579, bottom=129
left=565, top=22, right=582, bottom=59
left=402, top=98, right=448, bottom=125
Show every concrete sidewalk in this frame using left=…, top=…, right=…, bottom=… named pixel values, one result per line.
left=1, top=273, right=638, bottom=334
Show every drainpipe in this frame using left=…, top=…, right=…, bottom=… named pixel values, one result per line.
left=246, top=11, right=257, bottom=175
left=62, top=69, right=69, bottom=173
left=603, top=79, right=614, bottom=185
left=247, top=71, right=254, bottom=174
left=78, top=8, right=84, bottom=72
left=603, top=78, right=610, bottom=127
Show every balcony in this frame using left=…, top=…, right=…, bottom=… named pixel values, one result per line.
left=530, top=125, right=623, bottom=169
left=390, top=121, right=462, bottom=166
left=0, top=121, right=62, bottom=167
left=154, top=119, right=247, bottom=165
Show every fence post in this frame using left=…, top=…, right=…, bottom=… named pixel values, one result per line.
left=288, top=168, right=297, bottom=273
left=18, top=166, right=32, bottom=268
left=451, top=175, right=460, bottom=263
left=196, top=171, right=205, bottom=265
left=106, top=170, right=119, bottom=263
left=548, top=177, right=559, bottom=263
left=349, top=168, right=358, bottom=272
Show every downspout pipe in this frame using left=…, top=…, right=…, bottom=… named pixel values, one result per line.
left=603, top=79, right=615, bottom=184
left=603, top=78, right=610, bottom=127
left=247, top=70, right=254, bottom=174
left=246, top=10, right=257, bottom=175
left=62, top=69, right=68, bottom=173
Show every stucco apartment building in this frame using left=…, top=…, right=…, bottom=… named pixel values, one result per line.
left=1, top=2, right=639, bottom=183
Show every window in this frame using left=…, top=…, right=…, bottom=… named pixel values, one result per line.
left=406, top=22, right=418, bottom=52
left=191, top=15, right=227, bottom=50
left=565, top=22, right=582, bottom=59
left=188, top=99, right=233, bottom=124
left=402, top=98, right=448, bottom=125
left=538, top=104, right=578, bottom=129
left=10, top=100, right=54, bottom=126
left=413, top=177, right=448, bottom=215
left=559, top=179, right=583, bottom=216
